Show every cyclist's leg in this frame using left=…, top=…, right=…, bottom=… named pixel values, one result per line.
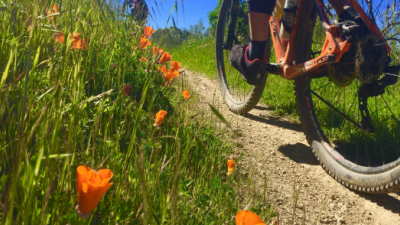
left=247, top=0, right=275, bottom=61
left=229, top=0, right=276, bottom=85
left=248, top=12, right=270, bottom=42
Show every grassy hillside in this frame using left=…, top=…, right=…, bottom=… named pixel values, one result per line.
left=0, top=1, right=275, bottom=224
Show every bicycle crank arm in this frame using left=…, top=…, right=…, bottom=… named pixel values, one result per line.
left=265, top=63, right=283, bottom=75
left=281, top=54, right=336, bottom=79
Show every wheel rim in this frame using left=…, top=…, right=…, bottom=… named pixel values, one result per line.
left=216, top=0, right=254, bottom=104
left=310, top=79, right=400, bottom=170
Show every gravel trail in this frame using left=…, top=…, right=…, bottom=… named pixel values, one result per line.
left=185, top=70, right=400, bottom=225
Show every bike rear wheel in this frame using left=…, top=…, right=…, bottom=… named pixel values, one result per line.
left=215, top=0, right=270, bottom=114
left=294, top=0, right=400, bottom=193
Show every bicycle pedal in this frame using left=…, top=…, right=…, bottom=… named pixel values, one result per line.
left=265, top=63, right=282, bottom=75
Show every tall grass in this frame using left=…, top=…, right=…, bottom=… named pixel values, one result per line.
left=168, top=37, right=298, bottom=117
left=168, top=37, right=218, bottom=78
left=0, top=0, right=275, bottom=224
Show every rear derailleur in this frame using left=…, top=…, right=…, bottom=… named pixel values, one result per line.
left=357, top=61, right=400, bottom=133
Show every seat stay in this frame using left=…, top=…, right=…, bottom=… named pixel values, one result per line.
left=269, top=0, right=387, bottom=80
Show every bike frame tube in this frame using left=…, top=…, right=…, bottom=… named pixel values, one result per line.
left=269, top=0, right=390, bottom=80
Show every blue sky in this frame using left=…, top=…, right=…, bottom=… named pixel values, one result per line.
left=120, top=1, right=398, bottom=32
left=131, top=0, right=217, bottom=30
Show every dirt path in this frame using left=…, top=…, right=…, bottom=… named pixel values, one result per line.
left=184, top=70, right=400, bottom=225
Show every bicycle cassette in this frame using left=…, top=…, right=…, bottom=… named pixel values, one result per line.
left=357, top=34, right=387, bottom=84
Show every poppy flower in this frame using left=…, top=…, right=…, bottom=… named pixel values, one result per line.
left=139, top=57, right=147, bottom=62
left=158, top=65, right=167, bottom=73
left=139, top=37, right=151, bottom=49
left=47, top=5, right=58, bottom=21
left=183, top=121, right=187, bottom=126
left=72, top=35, right=88, bottom=50
left=144, top=26, right=155, bottom=38
left=76, top=165, right=113, bottom=214
left=227, top=158, right=235, bottom=176
left=123, top=84, right=131, bottom=96
left=159, top=52, right=172, bottom=64
left=182, top=90, right=190, bottom=99
left=171, top=61, right=182, bottom=71
left=153, top=47, right=163, bottom=55
left=54, top=33, right=88, bottom=50
left=154, top=110, right=167, bottom=127
left=164, top=67, right=180, bottom=83
left=236, top=210, right=266, bottom=225
left=54, top=33, right=64, bottom=44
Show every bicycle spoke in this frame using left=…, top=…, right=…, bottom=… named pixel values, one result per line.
left=381, top=95, right=400, bottom=125
left=311, top=90, right=363, bottom=129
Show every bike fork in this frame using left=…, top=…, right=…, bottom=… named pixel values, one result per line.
left=223, top=0, right=240, bottom=50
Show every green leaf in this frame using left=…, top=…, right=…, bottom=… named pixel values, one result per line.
left=208, top=104, right=231, bottom=129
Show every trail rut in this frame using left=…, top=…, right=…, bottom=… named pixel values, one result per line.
left=184, top=70, right=400, bottom=225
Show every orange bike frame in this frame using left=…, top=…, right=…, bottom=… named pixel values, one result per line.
left=269, top=0, right=391, bottom=80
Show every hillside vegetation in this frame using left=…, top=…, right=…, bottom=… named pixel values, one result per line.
left=0, top=0, right=276, bottom=224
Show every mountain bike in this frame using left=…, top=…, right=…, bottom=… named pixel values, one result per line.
left=215, top=0, right=400, bottom=193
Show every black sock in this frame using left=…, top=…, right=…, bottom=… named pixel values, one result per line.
left=248, top=40, right=267, bottom=61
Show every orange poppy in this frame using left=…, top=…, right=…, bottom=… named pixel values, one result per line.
left=54, top=33, right=64, bottom=44
left=143, top=26, right=155, bottom=38
left=227, top=158, right=235, bottom=176
left=164, top=67, right=180, bottom=83
left=158, top=65, right=167, bottom=73
left=76, top=165, right=113, bottom=214
left=139, top=37, right=151, bottom=49
left=236, top=211, right=266, bottom=225
left=54, top=33, right=88, bottom=50
left=154, top=110, right=167, bottom=127
left=182, top=90, right=190, bottom=99
left=153, top=47, right=163, bottom=55
left=159, top=52, right=172, bottom=64
left=47, top=5, right=58, bottom=21
left=171, top=61, right=182, bottom=71
left=183, top=121, right=187, bottom=126
left=139, top=57, right=147, bottom=62
left=72, top=34, right=88, bottom=50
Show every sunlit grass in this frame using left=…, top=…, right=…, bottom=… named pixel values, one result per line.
left=168, top=37, right=217, bottom=78
left=168, top=38, right=298, bottom=117
left=0, top=0, right=276, bottom=224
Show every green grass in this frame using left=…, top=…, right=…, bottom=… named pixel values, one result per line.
left=168, top=37, right=218, bottom=78
left=169, top=34, right=400, bottom=165
left=0, top=1, right=276, bottom=224
left=168, top=37, right=298, bottom=117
